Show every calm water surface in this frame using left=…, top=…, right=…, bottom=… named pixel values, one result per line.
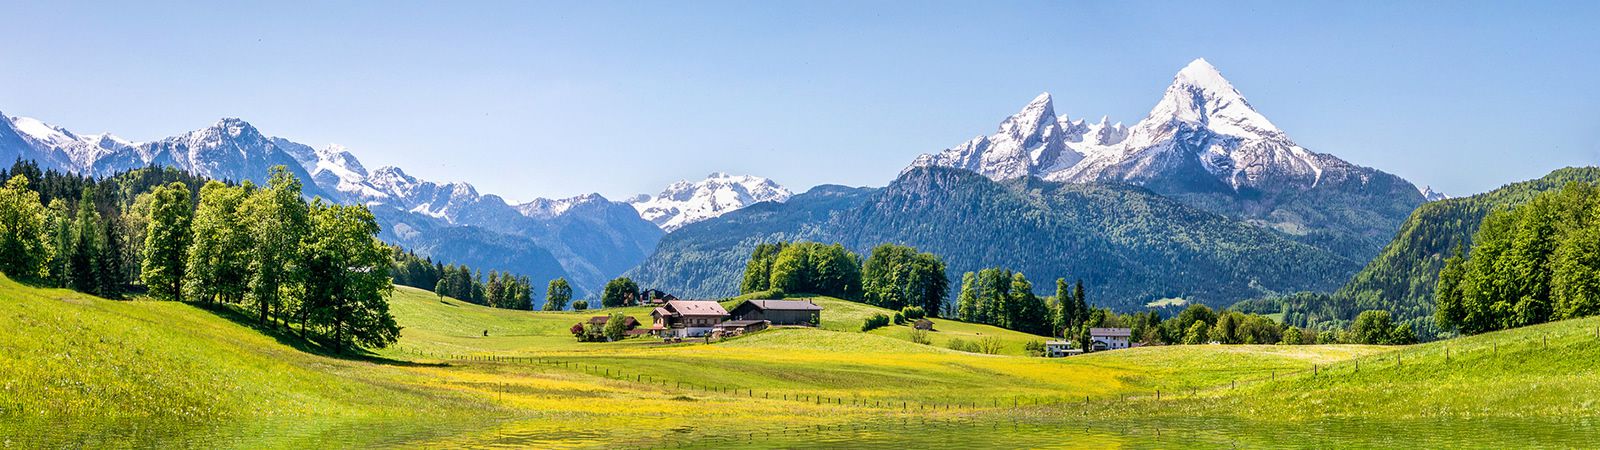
left=5, top=414, right=1595, bottom=449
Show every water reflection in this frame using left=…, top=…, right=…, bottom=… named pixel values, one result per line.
left=5, top=414, right=1594, bottom=449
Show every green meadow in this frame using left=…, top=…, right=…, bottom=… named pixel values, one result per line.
left=3, top=275, right=1598, bottom=448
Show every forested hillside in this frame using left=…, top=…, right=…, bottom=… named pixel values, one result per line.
left=630, top=167, right=1358, bottom=310
left=1274, top=167, right=1600, bottom=338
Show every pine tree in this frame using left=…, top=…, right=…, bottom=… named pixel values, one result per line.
left=956, top=272, right=978, bottom=322
left=1053, top=278, right=1072, bottom=337
left=68, top=187, right=101, bottom=293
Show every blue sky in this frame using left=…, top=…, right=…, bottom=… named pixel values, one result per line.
left=2, top=1, right=1597, bottom=201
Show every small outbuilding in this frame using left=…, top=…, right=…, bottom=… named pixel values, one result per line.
left=728, top=300, right=823, bottom=326
left=713, top=319, right=770, bottom=335
left=913, top=318, right=935, bottom=331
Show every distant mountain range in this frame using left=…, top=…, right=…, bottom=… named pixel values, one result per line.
left=0, top=111, right=787, bottom=300
left=627, top=172, right=792, bottom=231
left=1, top=58, right=1453, bottom=311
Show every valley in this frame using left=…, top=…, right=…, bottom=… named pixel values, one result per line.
left=5, top=275, right=1596, bottom=448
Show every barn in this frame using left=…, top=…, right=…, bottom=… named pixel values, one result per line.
left=728, top=300, right=823, bottom=327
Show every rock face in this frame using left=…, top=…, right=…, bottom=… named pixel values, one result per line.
left=909, top=59, right=1426, bottom=259
left=628, top=172, right=792, bottom=231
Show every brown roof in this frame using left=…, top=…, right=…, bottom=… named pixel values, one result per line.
left=1090, top=327, right=1132, bottom=337
left=740, top=300, right=824, bottom=311
left=665, top=300, right=729, bottom=316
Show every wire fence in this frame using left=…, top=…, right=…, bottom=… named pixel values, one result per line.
left=391, top=324, right=1600, bottom=414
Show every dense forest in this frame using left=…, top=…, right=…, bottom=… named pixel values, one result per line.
left=630, top=167, right=1358, bottom=310
left=1436, top=181, right=1600, bottom=334
left=1261, top=167, right=1600, bottom=339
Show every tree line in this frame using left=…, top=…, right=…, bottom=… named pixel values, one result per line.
left=1436, top=181, right=1600, bottom=335
left=0, top=162, right=401, bottom=353
left=740, top=242, right=950, bottom=317
left=390, top=248, right=535, bottom=310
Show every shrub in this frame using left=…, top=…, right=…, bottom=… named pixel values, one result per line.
left=946, top=338, right=978, bottom=353
left=862, top=313, right=891, bottom=332
left=572, top=300, right=589, bottom=311
left=893, top=312, right=907, bottom=325
left=907, top=327, right=931, bottom=345
left=977, top=336, right=1004, bottom=355
left=1023, top=340, right=1046, bottom=357
left=901, top=306, right=926, bottom=320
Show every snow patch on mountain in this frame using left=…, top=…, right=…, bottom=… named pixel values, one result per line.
left=629, top=172, right=792, bottom=231
left=912, top=58, right=1391, bottom=196
left=1420, top=185, right=1449, bottom=202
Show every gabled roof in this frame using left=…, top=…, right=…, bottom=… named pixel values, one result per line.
left=665, top=300, right=728, bottom=316
left=1090, top=327, right=1132, bottom=337
left=739, top=300, right=824, bottom=311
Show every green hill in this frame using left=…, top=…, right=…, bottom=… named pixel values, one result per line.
left=0, top=275, right=493, bottom=447
left=1318, top=167, right=1600, bottom=336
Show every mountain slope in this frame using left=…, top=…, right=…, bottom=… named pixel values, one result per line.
left=1330, top=166, right=1600, bottom=333
left=630, top=167, right=1358, bottom=309
left=909, top=59, right=1425, bottom=261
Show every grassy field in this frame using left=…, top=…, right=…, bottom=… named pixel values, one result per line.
left=3, top=275, right=1598, bottom=448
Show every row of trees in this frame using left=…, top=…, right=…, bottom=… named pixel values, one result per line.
left=0, top=161, right=210, bottom=298
left=740, top=242, right=952, bottom=319
left=1437, top=182, right=1600, bottom=335
left=954, top=268, right=1054, bottom=335
left=391, top=249, right=536, bottom=310
left=0, top=163, right=400, bottom=353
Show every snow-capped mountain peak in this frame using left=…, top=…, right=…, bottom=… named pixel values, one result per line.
left=629, top=172, right=792, bottom=231
left=1420, top=185, right=1449, bottom=202
left=909, top=91, right=1083, bottom=179
left=11, top=116, right=81, bottom=147
left=1142, top=58, right=1282, bottom=141
left=516, top=193, right=608, bottom=219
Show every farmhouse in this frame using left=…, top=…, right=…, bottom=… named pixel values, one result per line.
left=651, top=300, right=729, bottom=338
left=1089, top=327, right=1132, bottom=351
left=1044, top=340, right=1084, bottom=357
left=728, top=300, right=823, bottom=326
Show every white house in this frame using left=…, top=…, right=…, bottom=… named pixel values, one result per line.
left=1044, top=340, right=1084, bottom=358
left=1089, top=327, right=1132, bottom=351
